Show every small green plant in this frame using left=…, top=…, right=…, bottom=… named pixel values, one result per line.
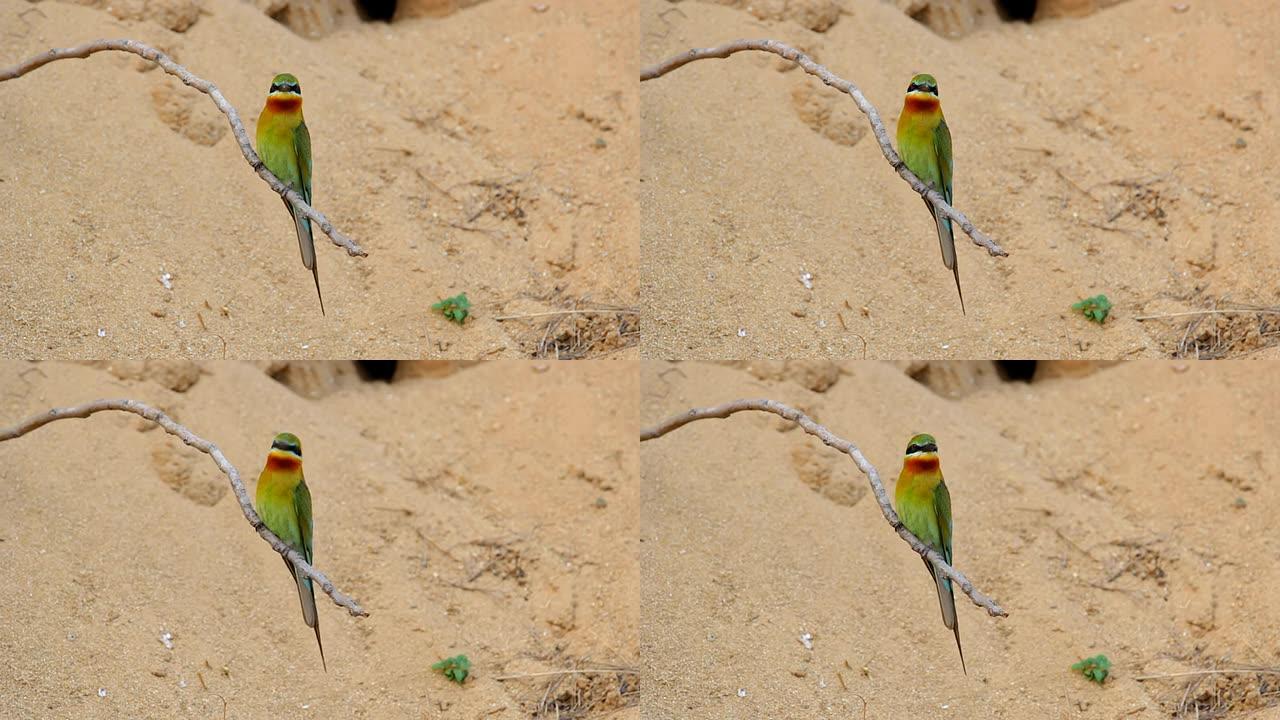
left=1072, top=294, right=1112, bottom=324
left=432, top=293, right=471, bottom=325
left=1071, top=654, right=1111, bottom=684
left=432, top=654, right=471, bottom=684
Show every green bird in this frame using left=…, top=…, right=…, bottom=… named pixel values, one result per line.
left=255, top=432, right=325, bottom=670
left=895, top=433, right=965, bottom=674
left=256, top=73, right=322, bottom=314
left=896, top=73, right=962, bottom=314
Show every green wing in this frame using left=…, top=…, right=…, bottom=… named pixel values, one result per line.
left=294, top=120, right=312, bottom=205
left=934, top=118, right=953, bottom=205
left=933, top=479, right=953, bottom=567
left=290, top=475, right=324, bottom=668
left=294, top=478, right=314, bottom=567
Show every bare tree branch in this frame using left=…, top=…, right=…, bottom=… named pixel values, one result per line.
left=0, top=398, right=368, bottom=617
left=640, top=398, right=1007, bottom=617
left=640, top=39, right=1007, bottom=258
left=0, top=39, right=366, bottom=258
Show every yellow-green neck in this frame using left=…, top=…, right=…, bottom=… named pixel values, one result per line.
left=899, top=93, right=943, bottom=133
left=258, top=451, right=303, bottom=503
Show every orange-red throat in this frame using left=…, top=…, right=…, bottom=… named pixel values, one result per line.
left=904, top=453, right=940, bottom=475
left=265, top=449, right=302, bottom=472
left=265, top=94, right=302, bottom=114
left=903, top=92, right=941, bottom=116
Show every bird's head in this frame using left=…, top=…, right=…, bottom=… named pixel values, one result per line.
left=906, top=73, right=939, bottom=98
left=905, top=433, right=939, bottom=456
left=271, top=432, right=303, bottom=459
left=268, top=73, right=302, bottom=97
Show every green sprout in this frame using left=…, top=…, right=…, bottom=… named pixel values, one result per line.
left=432, top=293, right=471, bottom=325
left=432, top=654, right=471, bottom=684
left=1071, top=654, right=1111, bottom=684
left=1072, top=294, right=1112, bottom=324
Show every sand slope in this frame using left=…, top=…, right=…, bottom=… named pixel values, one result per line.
left=0, top=360, right=637, bottom=717
left=641, top=360, right=1280, bottom=718
left=0, top=0, right=636, bottom=358
left=640, top=0, right=1279, bottom=358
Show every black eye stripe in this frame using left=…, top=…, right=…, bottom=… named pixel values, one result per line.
left=907, top=442, right=938, bottom=454
left=907, top=83, right=938, bottom=96
left=272, top=440, right=302, bottom=456
left=269, top=83, right=301, bottom=94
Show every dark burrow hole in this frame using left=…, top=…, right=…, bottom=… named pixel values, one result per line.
left=995, top=360, right=1038, bottom=382
left=995, top=0, right=1037, bottom=21
left=356, top=0, right=397, bottom=22
left=355, top=360, right=399, bottom=382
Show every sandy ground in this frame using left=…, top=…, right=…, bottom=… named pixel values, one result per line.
left=640, top=0, right=1280, bottom=359
left=641, top=360, right=1280, bottom=718
left=0, top=0, right=636, bottom=359
left=0, top=360, right=638, bottom=718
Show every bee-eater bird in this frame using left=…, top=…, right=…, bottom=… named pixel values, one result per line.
left=896, top=73, right=963, bottom=314
left=895, top=433, right=965, bottom=674
left=256, top=432, right=325, bottom=671
left=256, top=73, right=323, bottom=314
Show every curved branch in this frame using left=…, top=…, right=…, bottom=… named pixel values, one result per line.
left=641, top=398, right=1007, bottom=617
left=640, top=39, right=1007, bottom=258
left=0, top=399, right=368, bottom=617
left=0, top=39, right=366, bottom=258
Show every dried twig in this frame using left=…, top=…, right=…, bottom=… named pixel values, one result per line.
left=641, top=39, right=1006, bottom=258
left=1134, top=309, right=1280, bottom=321
left=495, top=668, right=640, bottom=681
left=640, top=398, right=1007, bottom=617
left=0, top=39, right=365, bottom=258
left=0, top=399, right=367, bottom=617
left=494, top=309, right=640, bottom=321
left=1135, top=668, right=1280, bottom=681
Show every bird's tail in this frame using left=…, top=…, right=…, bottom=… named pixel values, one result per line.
left=936, top=572, right=966, bottom=675
left=930, top=203, right=964, bottom=315
left=926, top=558, right=966, bottom=675
left=291, top=561, right=327, bottom=672
left=286, top=201, right=324, bottom=315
